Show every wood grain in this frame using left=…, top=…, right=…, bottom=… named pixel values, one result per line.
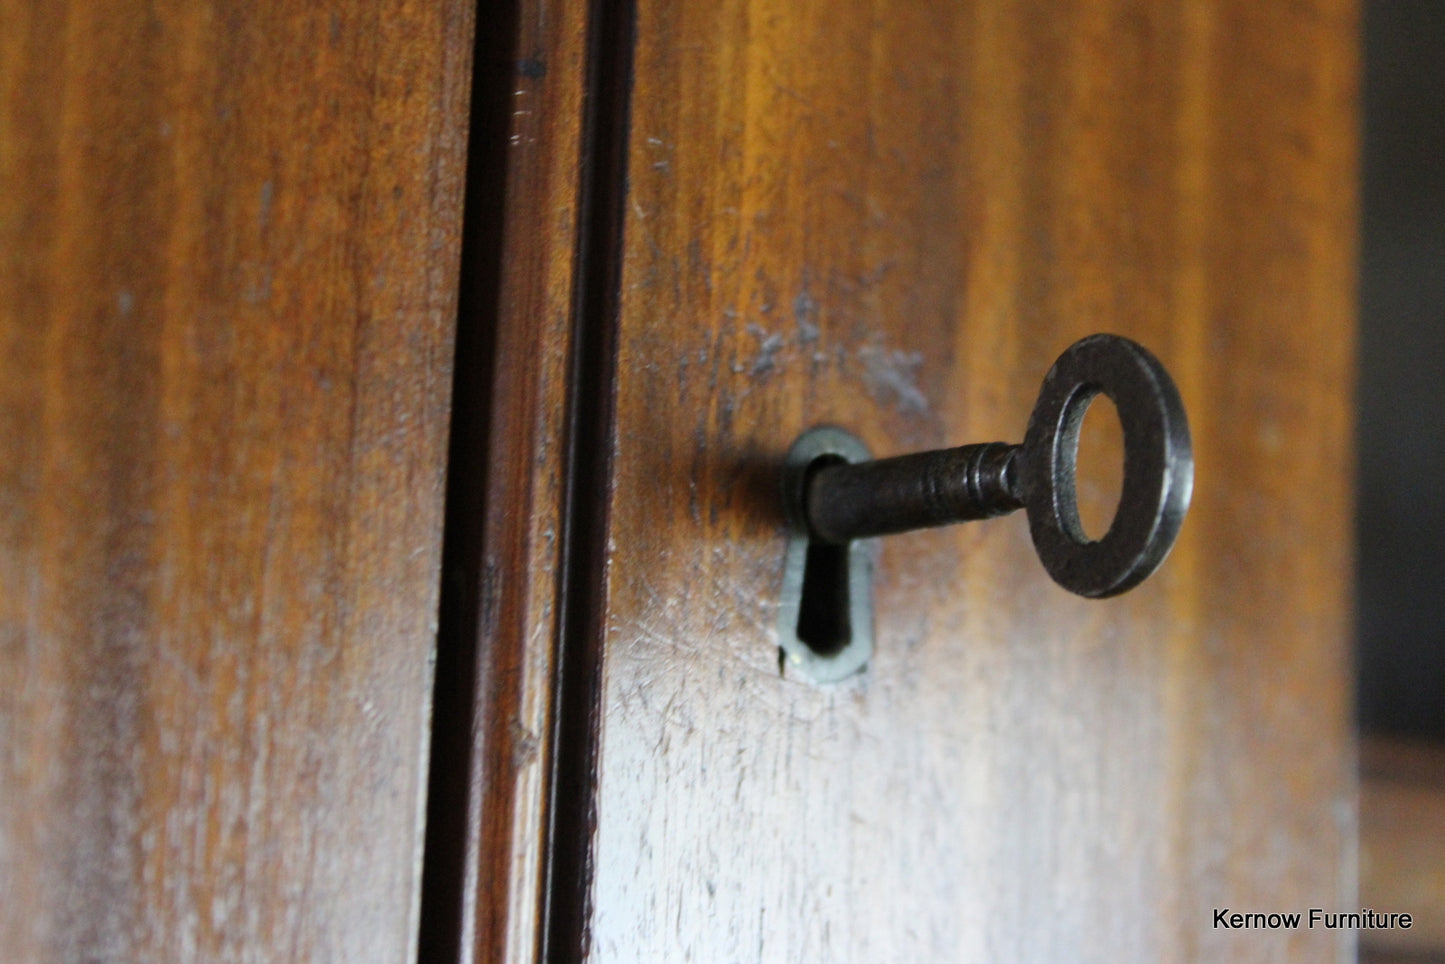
left=0, top=1, right=473, bottom=960
left=583, top=0, right=1358, bottom=960
left=415, top=0, right=593, bottom=959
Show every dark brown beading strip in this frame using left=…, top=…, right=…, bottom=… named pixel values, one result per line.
left=542, top=0, right=637, bottom=959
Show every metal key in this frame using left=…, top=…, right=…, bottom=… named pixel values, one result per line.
left=799, top=333, right=1193, bottom=598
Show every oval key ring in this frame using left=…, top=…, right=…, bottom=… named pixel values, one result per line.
left=1020, top=334, right=1194, bottom=598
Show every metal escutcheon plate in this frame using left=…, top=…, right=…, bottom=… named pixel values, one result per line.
left=778, top=426, right=874, bottom=683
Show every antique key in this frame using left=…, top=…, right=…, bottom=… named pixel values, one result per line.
left=778, top=333, right=1193, bottom=681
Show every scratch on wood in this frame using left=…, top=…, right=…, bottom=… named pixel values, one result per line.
left=745, top=324, right=785, bottom=377
left=856, top=343, right=928, bottom=414
left=792, top=288, right=819, bottom=343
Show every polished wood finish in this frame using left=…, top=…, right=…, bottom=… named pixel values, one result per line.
left=0, top=1, right=473, bottom=959
left=416, top=0, right=594, bottom=959
left=584, top=0, right=1358, bottom=959
left=1362, top=738, right=1445, bottom=957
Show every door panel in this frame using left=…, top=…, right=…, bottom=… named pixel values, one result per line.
left=585, top=0, right=1357, bottom=959
left=0, top=1, right=473, bottom=959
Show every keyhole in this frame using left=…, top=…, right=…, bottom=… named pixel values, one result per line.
left=1074, top=393, right=1126, bottom=541
left=778, top=427, right=874, bottom=683
left=796, top=455, right=852, bottom=655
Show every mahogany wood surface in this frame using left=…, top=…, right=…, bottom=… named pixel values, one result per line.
left=583, top=0, right=1359, bottom=960
left=0, top=1, right=473, bottom=959
left=416, top=0, right=594, bottom=960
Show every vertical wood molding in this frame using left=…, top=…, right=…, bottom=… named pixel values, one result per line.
left=416, top=0, right=598, bottom=960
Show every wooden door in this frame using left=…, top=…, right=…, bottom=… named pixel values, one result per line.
left=0, top=1, right=473, bottom=959
left=1, top=0, right=1359, bottom=960
left=467, top=0, right=1359, bottom=961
